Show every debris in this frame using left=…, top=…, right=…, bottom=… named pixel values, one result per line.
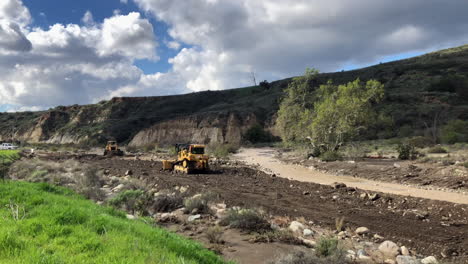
left=188, top=214, right=201, bottom=222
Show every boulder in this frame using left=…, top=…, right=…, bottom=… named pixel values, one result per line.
left=303, top=229, right=314, bottom=237
left=289, top=221, right=305, bottom=233
left=379, top=241, right=400, bottom=258
left=188, top=214, right=201, bottom=222
left=356, top=227, right=370, bottom=235
left=421, top=256, right=438, bottom=264
left=401, top=246, right=410, bottom=256
left=396, top=256, right=420, bottom=264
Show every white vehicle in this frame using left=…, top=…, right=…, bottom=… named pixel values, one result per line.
left=0, top=143, right=18, bottom=150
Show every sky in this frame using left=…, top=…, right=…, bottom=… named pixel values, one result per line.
left=1, top=0, right=468, bottom=112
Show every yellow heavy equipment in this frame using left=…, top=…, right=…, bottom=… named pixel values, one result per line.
left=162, top=144, right=209, bottom=174
left=103, top=141, right=124, bottom=156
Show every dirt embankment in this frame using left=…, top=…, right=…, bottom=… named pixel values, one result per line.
left=74, top=157, right=468, bottom=261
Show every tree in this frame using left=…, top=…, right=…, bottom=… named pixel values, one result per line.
left=275, top=68, right=319, bottom=143
left=309, top=79, right=384, bottom=152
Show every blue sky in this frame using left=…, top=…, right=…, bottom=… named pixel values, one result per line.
left=22, top=0, right=180, bottom=74
left=1, top=0, right=467, bottom=112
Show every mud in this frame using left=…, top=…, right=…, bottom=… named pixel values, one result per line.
left=75, top=157, right=468, bottom=261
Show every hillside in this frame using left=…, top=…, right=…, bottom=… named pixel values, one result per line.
left=0, top=45, right=467, bottom=146
left=0, top=180, right=227, bottom=264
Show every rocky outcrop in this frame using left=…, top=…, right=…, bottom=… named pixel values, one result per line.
left=129, top=112, right=258, bottom=146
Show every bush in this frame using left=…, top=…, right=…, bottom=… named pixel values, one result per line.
left=243, top=124, right=276, bottom=144
left=408, top=136, right=434, bottom=148
left=108, top=190, right=151, bottom=215
left=207, top=144, right=239, bottom=158
left=397, top=144, right=419, bottom=160
left=152, top=193, right=184, bottom=213
left=252, top=230, right=302, bottom=245
left=441, top=120, right=468, bottom=144
left=205, top=226, right=224, bottom=244
left=316, top=236, right=339, bottom=258
left=183, top=193, right=216, bottom=214
left=219, top=208, right=271, bottom=233
left=427, top=146, right=448, bottom=154
left=259, top=80, right=270, bottom=90
left=319, top=151, right=342, bottom=162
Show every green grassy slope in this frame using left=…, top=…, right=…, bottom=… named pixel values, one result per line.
left=0, top=181, right=228, bottom=264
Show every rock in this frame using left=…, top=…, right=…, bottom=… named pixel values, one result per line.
left=394, top=163, right=401, bottom=168
left=332, top=195, right=339, bottom=200
left=333, top=182, right=347, bottom=189
left=299, top=237, right=316, bottom=248
left=289, top=221, right=305, bottom=233
left=421, top=256, right=438, bottom=264
left=396, top=255, right=420, bottom=264
left=401, top=246, right=410, bottom=256
left=303, top=229, right=314, bottom=237
left=103, top=169, right=110, bottom=175
left=360, top=193, right=368, bottom=199
left=348, top=160, right=356, bottom=164
left=303, top=191, right=311, bottom=195
left=379, top=241, right=400, bottom=258
left=385, top=259, right=397, bottom=264
left=188, top=214, right=201, bottom=222
left=179, top=186, right=188, bottom=193
left=374, top=234, right=385, bottom=240
left=112, top=184, right=125, bottom=192
left=126, top=214, right=136, bottom=220
left=355, top=227, right=370, bottom=235
left=346, top=250, right=356, bottom=260
left=125, top=170, right=133, bottom=176
left=368, top=193, right=381, bottom=201
left=357, top=249, right=368, bottom=258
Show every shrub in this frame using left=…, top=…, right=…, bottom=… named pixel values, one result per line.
left=207, top=144, right=239, bottom=158
left=460, top=162, right=468, bottom=168
left=408, top=136, right=434, bottom=148
left=441, top=120, right=468, bottom=144
left=259, top=80, right=270, bottom=90
left=396, top=144, right=419, bottom=160
left=316, top=236, right=339, bottom=258
left=183, top=193, right=216, bottom=214
left=152, top=193, right=184, bottom=213
left=319, top=151, right=342, bottom=162
left=220, top=208, right=271, bottom=233
left=205, top=226, right=224, bottom=244
left=243, top=124, right=275, bottom=144
left=427, top=146, right=448, bottom=154
left=252, top=230, right=302, bottom=245
left=108, top=190, right=150, bottom=215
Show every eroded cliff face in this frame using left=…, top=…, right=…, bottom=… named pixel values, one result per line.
left=129, top=112, right=258, bottom=146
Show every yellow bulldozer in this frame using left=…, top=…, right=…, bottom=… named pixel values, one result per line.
left=103, top=141, right=124, bottom=156
left=162, top=144, right=209, bottom=174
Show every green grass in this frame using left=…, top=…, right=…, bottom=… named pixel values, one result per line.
left=0, top=181, right=230, bottom=264
left=0, top=150, right=20, bottom=165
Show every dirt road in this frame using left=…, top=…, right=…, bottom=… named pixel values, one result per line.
left=234, top=148, right=468, bottom=205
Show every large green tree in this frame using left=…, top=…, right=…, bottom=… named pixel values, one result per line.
left=275, top=68, right=319, bottom=143
left=310, top=79, right=384, bottom=151
left=276, top=68, right=384, bottom=151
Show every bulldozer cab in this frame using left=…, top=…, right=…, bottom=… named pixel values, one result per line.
left=106, top=141, right=118, bottom=150
left=175, top=144, right=205, bottom=157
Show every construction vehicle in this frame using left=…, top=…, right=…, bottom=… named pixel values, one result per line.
left=103, top=141, right=124, bottom=156
left=162, top=144, right=209, bottom=174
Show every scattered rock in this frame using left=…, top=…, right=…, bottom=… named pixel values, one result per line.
left=379, top=241, right=400, bottom=258
left=368, top=193, right=381, bottom=201
left=112, top=184, right=125, bottom=192
left=188, top=214, right=201, bottom=222
left=299, top=237, right=316, bottom=248
left=103, top=169, right=110, bottom=175
left=303, top=229, right=314, bottom=237
left=360, top=193, right=368, bottom=199
left=357, top=249, right=368, bottom=258
left=289, top=221, right=305, bottom=233
left=126, top=214, right=136, bottom=220
left=421, top=256, right=438, bottom=264
left=394, top=163, right=401, bottom=168
left=125, top=170, right=133, bottom=176
left=374, top=234, right=384, bottom=240
left=346, top=250, right=356, bottom=260
left=355, top=227, right=370, bottom=235
left=303, top=191, right=311, bottom=195
left=333, top=182, right=347, bottom=189
left=385, top=259, right=396, bottom=264
left=396, top=255, right=420, bottom=264
left=401, top=246, right=410, bottom=256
